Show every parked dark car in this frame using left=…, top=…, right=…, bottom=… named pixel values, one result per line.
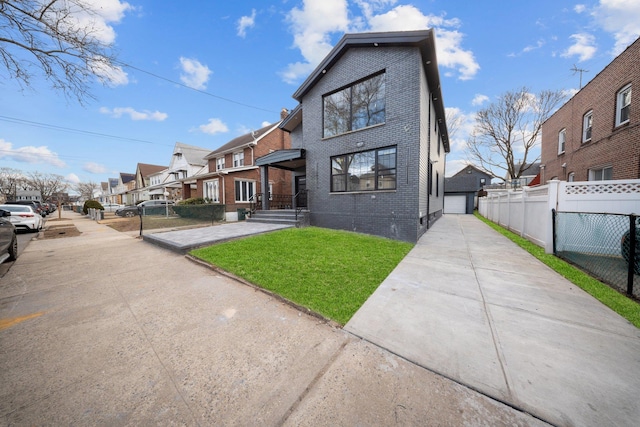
left=115, top=200, right=174, bottom=217
left=6, top=200, right=46, bottom=217
left=0, top=209, right=18, bottom=264
left=621, top=220, right=640, bottom=274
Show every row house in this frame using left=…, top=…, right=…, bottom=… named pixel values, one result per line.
left=131, top=163, right=167, bottom=203
left=194, top=110, right=292, bottom=221
left=541, top=36, right=639, bottom=182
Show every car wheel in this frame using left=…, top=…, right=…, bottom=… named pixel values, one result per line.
left=125, top=211, right=136, bottom=218
left=8, top=234, right=17, bottom=261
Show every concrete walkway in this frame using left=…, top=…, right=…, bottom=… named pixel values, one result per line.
left=0, top=211, right=545, bottom=426
left=346, top=214, right=640, bottom=427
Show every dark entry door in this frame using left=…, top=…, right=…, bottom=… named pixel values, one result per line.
left=295, top=176, right=307, bottom=208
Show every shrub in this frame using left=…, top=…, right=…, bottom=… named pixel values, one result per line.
left=177, top=197, right=207, bottom=205
left=173, top=204, right=225, bottom=221
left=83, top=200, right=104, bottom=215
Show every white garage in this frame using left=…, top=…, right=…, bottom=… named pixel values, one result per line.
left=444, top=194, right=467, bottom=214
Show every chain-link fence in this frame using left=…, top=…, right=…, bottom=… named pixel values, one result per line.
left=139, top=204, right=226, bottom=235
left=554, top=211, right=639, bottom=299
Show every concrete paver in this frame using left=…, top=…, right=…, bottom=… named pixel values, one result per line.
left=346, top=214, right=640, bottom=427
left=0, top=211, right=544, bottom=426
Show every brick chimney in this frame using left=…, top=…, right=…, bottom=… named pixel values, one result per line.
left=280, top=108, right=289, bottom=120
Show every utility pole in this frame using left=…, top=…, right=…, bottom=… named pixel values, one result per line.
left=571, top=64, right=589, bottom=89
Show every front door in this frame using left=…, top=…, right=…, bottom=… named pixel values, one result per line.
left=295, top=176, right=307, bottom=208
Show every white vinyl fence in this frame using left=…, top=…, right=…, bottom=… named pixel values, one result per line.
left=478, top=179, right=640, bottom=253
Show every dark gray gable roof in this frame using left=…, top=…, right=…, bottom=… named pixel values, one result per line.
left=120, top=173, right=135, bottom=184
left=452, top=164, right=492, bottom=179
left=445, top=175, right=482, bottom=193
left=205, top=122, right=279, bottom=159
left=288, top=29, right=449, bottom=152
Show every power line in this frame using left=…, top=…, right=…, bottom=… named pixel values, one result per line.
left=114, top=60, right=279, bottom=114
left=0, top=114, right=173, bottom=146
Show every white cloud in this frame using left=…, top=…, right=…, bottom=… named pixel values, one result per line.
left=282, top=1, right=479, bottom=83
left=66, top=173, right=81, bottom=184
left=261, top=121, right=271, bottom=127
left=282, top=0, right=350, bottom=84
left=59, top=0, right=135, bottom=45
left=237, top=9, right=257, bottom=37
left=471, top=94, right=489, bottom=106
left=100, top=106, right=168, bottom=121
left=179, top=57, right=212, bottom=90
left=83, top=162, right=108, bottom=174
left=0, top=139, right=66, bottom=168
left=90, top=57, right=129, bottom=86
left=522, top=39, right=545, bottom=53
left=593, top=0, right=640, bottom=54
left=197, top=118, right=229, bottom=135
left=574, top=4, right=587, bottom=13
left=561, top=33, right=597, bottom=61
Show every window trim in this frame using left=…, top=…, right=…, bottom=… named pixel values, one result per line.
left=616, top=83, right=631, bottom=127
left=216, top=157, right=225, bottom=171
left=588, top=166, right=613, bottom=181
left=330, top=146, right=397, bottom=193
left=204, top=179, right=220, bottom=203
left=558, top=128, right=566, bottom=154
left=234, top=179, right=255, bottom=202
left=233, top=151, right=245, bottom=168
left=582, top=110, right=593, bottom=143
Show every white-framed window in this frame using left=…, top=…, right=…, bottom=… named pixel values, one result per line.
left=235, top=180, right=255, bottom=202
left=558, top=128, right=566, bottom=154
left=589, top=166, right=613, bottom=181
left=216, top=157, right=225, bottom=171
left=616, top=84, right=631, bottom=126
left=268, top=183, right=273, bottom=200
left=582, top=110, right=593, bottom=142
left=233, top=151, right=244, bottom=167
left=568, top=172, right=575, bottom=182
left=204, top=179, right=220, bottom=202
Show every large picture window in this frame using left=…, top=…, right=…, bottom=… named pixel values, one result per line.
left=204, top=179, right=219, bottom=202
left=331, top=146, right=396, bottom=192
left=323, top=72, right=386, bottom=138
left=235, top=180, right=255, bottom=202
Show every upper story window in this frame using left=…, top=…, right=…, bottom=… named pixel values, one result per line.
left=582, top=110, right=593, bottom=142
left=216, top=157, right=225, bottom=170
left=616, top=84, right=631, bottom=126
left=233, top=151, right=244, bottom=167
left=323, top=72, right=386, bottom=138
left=558, top=128, right=566, bottom=154
left=330, top=146, right=396, bottom=192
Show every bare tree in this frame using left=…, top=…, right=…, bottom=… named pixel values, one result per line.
left=74, top=180, right=98, bottom=201
left=0, top=167, right=26, bottom=201
left=445, top=108, right=464, bottom=141
left=466, top=87, right=565, bottom=180
left=24, top=171, right=68, bottom=200
left=0, top=0, right=126, bottom=103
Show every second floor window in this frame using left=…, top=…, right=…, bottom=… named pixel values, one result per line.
left=233, top=151, right=244, bottom=167
left=323, top=72, right=386, bottom=138
left=582, top=110, right=593, bottom=142
left=558, top=128, right=566, bottom=154
left=216, top=157, right=225, bottom=170
left=616, top=84, right=631, bottom=126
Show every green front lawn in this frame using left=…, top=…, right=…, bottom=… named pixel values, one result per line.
left=190, top=227, right=413, bottom=325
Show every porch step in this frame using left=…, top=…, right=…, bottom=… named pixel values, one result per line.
left=247, top=209, right=309, bottom=227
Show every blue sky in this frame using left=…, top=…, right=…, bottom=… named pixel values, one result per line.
left=2, top=0, right=639, bottom=186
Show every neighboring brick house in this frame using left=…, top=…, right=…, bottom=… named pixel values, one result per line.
left=257, top=30, right=450, bottom=243
left=195, top=111, right=292, bottom=221
left=444, top=165, right=491, bottom=214
left=541, top=37, right=639, bottom=182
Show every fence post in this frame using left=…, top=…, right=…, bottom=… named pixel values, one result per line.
left=551, top=209, right=557, bottom=255
left=521, top=188, right=527, bottom=238
left=628, top=214, right=636, bottom=296
left=545, top=180, right=560, bottom=254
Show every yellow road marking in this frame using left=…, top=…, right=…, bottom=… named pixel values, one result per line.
left=0, top=312, right=45, bottom=331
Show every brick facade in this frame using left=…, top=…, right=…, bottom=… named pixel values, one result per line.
left=284, top=31, right=449, bottom=243
left=541, top=37, right=640, bottom=182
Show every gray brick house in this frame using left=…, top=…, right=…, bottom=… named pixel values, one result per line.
left=257, top=30, right=450, bottom=242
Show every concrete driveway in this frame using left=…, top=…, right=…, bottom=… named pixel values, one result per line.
left=0, top=211, right=544, bottom=426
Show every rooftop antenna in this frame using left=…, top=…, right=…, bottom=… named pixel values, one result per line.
left=571, top=64, right=589, bottom=89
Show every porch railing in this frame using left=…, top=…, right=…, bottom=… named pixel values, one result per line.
left=249, top=191, right=308, bottom=214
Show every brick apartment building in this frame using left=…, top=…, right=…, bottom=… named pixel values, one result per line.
left=540, top=36, right=639, bottom=182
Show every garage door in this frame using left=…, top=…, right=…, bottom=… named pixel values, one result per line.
left=444, top=194, right=467, bottom=214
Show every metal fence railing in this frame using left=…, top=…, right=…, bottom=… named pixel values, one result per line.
left=553, top=210, right=639, bottom=299
left=139, top=204, right=226, bottom=235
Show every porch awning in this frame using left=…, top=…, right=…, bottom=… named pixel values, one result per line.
left=148, top=188, right=165, bottom=195
left=255, top=149, right=306, bottom=171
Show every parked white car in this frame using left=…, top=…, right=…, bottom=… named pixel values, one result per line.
left=102, top=203, right=124, bottom=212
left=0, top=204, right=43, bottom=232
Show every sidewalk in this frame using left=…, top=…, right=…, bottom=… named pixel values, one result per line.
left=346, top=214, right=640, bottom=427
left=0, top=210, right=544, bottom=426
